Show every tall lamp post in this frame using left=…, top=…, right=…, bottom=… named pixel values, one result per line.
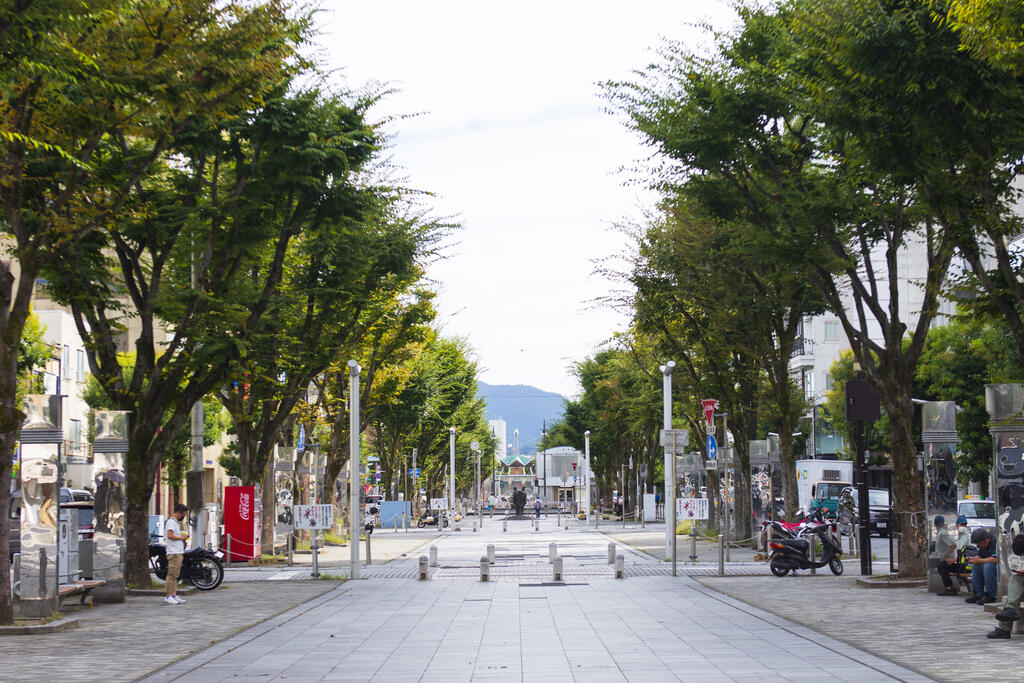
left=448, top=427, right=456, bottom=525
left=662, top=361, right=676, bottom=560
left=584, top=430, right=591, bottom=524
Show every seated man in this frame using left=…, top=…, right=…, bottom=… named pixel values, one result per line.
left=988, top=534, right=1024, bottom=639
left=934, top=516, right=961, bottom=595
left=965, top=527, right=998, bottom=605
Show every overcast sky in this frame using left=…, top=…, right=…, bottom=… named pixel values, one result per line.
left=320, top=1, right=736, bottom=397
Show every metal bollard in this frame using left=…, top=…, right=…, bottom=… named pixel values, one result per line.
left=558, top=509, right=561, bottom=527
left=226, top=534, right=232, bottom=568
left=534, top=519, right=539, bottom=532
left=480, top=556, right=489, bottom=582
left=287, top=534, right=293, bottom=567
left=487, top=543, right=495, bottom=565
left=847, top=528, right=855, bottom=556
left=364, top=532, right=371, bottom=567
left=419, top=555, right=429, bottom=580
left=312, top=534, right=320, bottom=578
left=395, top=515, right=399, bottom=533
left=608, top=542, right=616, bottom=564
left=549, top=542, right=557, bottom=564
left=811, top=535, right=816, bottom=575
left=614, top=554, right=624, bottom=579
left=553, top=555, right=563, bottom=581
left=718, top=534, right=724, bottom=577
left=689, top=529, right=698, bottom=563
left=429, top=545, right=438, bottom=567
left=502, top=519, right=507, bottom=533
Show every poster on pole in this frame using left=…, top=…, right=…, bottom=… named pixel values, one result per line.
left=677, top=497, right=709, bottom=520
left=430, top=497, right=449, bottom=511
left=293, top=504, right=333, bottom=530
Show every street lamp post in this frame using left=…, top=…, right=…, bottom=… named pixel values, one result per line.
left=348, top=360, right=361, bottom=579
left=662, top=361, right=676, bottom=560
left=584, top=430, right=591, bottom=524
left=448, top=427, right=456, bottom=526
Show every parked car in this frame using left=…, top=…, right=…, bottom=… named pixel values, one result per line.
left=957, top=498, right=996, bottom=534
left=837, top=487, right=893, bottom=537
left=8, top=489, right=96, bottom=560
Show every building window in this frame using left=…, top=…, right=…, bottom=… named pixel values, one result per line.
left=76, top=349, right=85, bottom=382
left=824, top=321, right=840, bottom=339
left=826, top=374, right=835, bottom=390
left=68, top=419, right=81, bottom=444
left=62, top=345, right=71, bottom=378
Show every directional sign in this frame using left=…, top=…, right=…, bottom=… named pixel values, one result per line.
left=706, top=434, right=718, bottom=460
left=408, top=467, right=421, bottom=477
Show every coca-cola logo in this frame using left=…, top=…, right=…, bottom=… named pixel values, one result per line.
left=240, top=492, right=251, bottom=521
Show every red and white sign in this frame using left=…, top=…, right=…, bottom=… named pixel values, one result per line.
left=223, top=485, right=261, bottom=562
left=294, top=504, right=333, bottom=530
left=702, top=399, right=717, bottom=426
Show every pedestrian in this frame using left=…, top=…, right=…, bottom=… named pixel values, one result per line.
left=164, top=503, right=189, bottom=605
left=934, top=516, right=961, bottom=595
left=534, top=497, right=541, bottom=519
left=988, top=534, right=1024, bottom=639
left=955, top=515, right=971, bottom=551
left=965, top=527, right=999, bottom=605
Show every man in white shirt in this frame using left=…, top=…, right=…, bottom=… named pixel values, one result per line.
left=164, top=504, right=190, bottom=605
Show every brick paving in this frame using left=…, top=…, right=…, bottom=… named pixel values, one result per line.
left=696, top=574, right=1022, bottom=682
left=139, top=517, right=931, bottom=682
left=0, top=580, right=338, bottom=682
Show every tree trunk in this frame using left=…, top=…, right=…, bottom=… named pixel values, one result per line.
left=887, top=391, right=925, bottom=578
left=124, top=429, right=161, bottom=587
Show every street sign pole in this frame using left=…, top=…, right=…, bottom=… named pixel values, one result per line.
left=348, top=360, right=361, bottom=580
left=671, top=431, right=677, bottom=577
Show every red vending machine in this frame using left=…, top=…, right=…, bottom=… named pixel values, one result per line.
left=223, top=485, right=261, bottom=562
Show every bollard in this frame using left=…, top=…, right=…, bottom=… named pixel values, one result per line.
left=534, top=519, right=539, bottom=532
left=607, top=542, right=616, bottom=564
left=419, top=555, right=429, bottom=580
left=364, top=532, right=371, bottom=567
left=502, top=519, right=507, bottom=533
left=853, top=525, right=859, bottom=558
left=564, top=524, right=568, bottom=530
left=553, top=555, right=563, bottom=581
left=810, top=535, right=816, bottom=575
left=614, top=554, right=624, bottom=579
left=480, top=556, right=490, bottom=582
left=395, top=515, right=399, bottom=533
left=226, top=534, right=232, bottom=568
left=718, top=534, right=725, bottom=577
left=595, top=509, right=600, bottom=529
left=487, top=543, right=495, bottom=565
left=549, top=542, right=557, bottom=564
left=689, top=529, right=698, bottom=563
left=429, top=545, right=438, bottom=567
left=847, top=528, right=855, bottom=556
left=287, top=534, right=293, bottom=567
left=312, top=534, right=320, bottom=578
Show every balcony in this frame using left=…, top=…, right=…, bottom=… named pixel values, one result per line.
left=790, top=338, right=815, bottom=366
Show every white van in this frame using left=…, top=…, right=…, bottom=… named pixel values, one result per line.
left=957, top=498, right=996, bottom=533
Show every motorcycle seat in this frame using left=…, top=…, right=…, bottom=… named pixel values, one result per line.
left=777, top=538, right=809, bottom=551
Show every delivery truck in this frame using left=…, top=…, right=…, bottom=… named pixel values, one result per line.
left=796, top=459, right=853, bottom=517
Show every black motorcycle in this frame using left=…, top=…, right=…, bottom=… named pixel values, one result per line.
left=416, top=509, right=449, bottom=528
left=768, top=522, right=843, bottom=576
left=149, top=544, right=225, bottom=590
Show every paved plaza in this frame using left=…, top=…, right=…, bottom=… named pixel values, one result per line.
left=134, top=517, right=932, bottom=682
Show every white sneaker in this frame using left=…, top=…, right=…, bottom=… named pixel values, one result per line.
left=163, top=596, right=179, bottom=605
left=173, top=595, right=186, bottom=604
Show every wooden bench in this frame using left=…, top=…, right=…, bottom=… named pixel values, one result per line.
left=59, top=579, right=106, bottom=608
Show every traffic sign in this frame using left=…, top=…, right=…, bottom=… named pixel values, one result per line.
left=408, top=467, right=421, bottom=477
left=706, top=434, right=718, bottom=460
left=702, top=399, right=717, bottom=426
left=660, top=429, right=690, bottom=453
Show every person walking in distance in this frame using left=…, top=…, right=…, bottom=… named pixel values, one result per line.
left=164, top=504, right=189, bottom=605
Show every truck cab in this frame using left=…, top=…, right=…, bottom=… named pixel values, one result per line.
left=956, top=497, right=996, bottom=534
left=811, top=480, right=853, bottom=517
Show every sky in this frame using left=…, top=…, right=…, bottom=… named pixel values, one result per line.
left=320, top=1, right=737, bottom=397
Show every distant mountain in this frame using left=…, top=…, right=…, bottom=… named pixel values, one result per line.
left=478, top=382, right=566, bottom=453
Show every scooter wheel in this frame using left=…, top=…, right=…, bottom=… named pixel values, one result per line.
left=770, top=559, right=789, bottom=577
left=417, top=521, right=425, bottom=528
left=829, top=557, right=843, bottom=576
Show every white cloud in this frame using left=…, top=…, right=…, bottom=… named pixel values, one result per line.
left=319, top=0, right=736, bottom=395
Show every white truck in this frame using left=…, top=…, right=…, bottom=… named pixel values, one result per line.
left=796, top=459, right=853, bottom=516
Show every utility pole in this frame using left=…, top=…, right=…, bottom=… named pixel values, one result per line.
left=585, top=430, right=592, bottom=525
left=448, top=427, right=456, bottom=524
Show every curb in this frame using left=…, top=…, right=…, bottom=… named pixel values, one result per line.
left=0, top=615, right=80, bottom=635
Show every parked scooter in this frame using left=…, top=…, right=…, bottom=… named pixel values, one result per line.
left=767, top=522, right=843, bottom=576
left=761, top=505, right=828, bottom=540
left=149, top=544, right=225, bottom=590
left=416, top=510, right=449, bottom=529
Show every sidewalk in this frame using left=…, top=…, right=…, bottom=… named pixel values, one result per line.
left=697, top=573, right=1022, bottom=682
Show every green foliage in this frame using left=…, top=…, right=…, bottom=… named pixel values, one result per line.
left=218, top=454, right=242, bottom=480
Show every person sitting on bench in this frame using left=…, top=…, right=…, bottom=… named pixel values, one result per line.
left=965, top=527, right=998, bottom=605
left=988, top=535, right=1024, bottom=639
left=935, top=516, right=962, bottom=596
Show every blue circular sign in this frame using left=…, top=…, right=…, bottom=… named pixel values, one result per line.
left=706, top=434, right=718, bottom=460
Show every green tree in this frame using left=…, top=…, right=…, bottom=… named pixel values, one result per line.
left=0, top=0, right=305, bottom=611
